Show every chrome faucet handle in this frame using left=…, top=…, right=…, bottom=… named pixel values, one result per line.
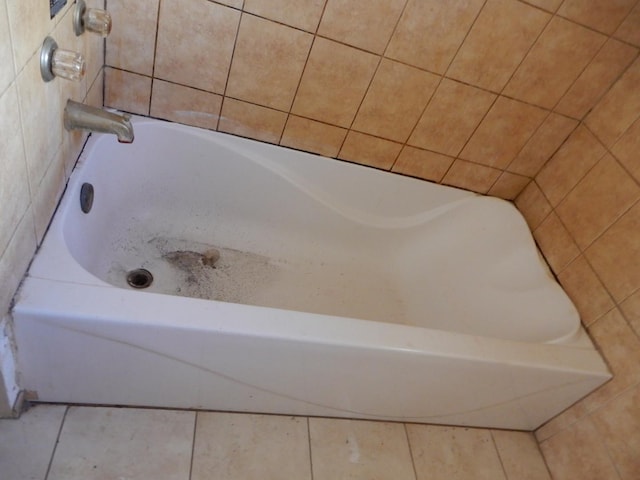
left=40, top=37, right=86, bottom=83
left=74, top=0, right=112, bottom=37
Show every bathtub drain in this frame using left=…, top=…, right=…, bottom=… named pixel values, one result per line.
left=126, top=268, right=154, bottom=289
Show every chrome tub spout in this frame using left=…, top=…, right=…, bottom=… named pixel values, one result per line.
left=64, top=99, right=134, bottom=143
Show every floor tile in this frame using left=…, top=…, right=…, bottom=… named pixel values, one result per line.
left=309, top=417, right=415, bottom=480
left=191, top=412, right=311, bottom=480
left=47, top=407, right=194, bottom=480
left=492, top=430, right=552, bottom=480
left=407, top=424, right=507, bottom=480
left=0, top=404, right=66, bottom=480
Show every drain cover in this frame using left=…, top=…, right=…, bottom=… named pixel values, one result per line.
left=126, top=268, right=153, bottom=289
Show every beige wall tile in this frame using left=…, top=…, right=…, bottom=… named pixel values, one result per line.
left=192, top=413, right=311, bottom=480
left=460, top=96, right=547, bottom=169
left=620, top=289, right=640, bottom=337
left=391, top=147, right=454, bottom=183
left=448, top=0, right=550, bottom=92
left=408, top=79, right=496, bottom=156
left=280, top=115, right=347, bottom=157
left=155, top=0, right=240, bottom=94
left=104, top=67, right=151, bottom=115
left=16, top=50, right=62, bottom=190
left=533, top=212, right=580, bottom=274
left=310, top=418, right=415, bottom=480
left=0, top=209, right=36, bottom=320
left=243, top=0, right=326, bottom=32
left=53, top=9, right=88, bottom=105
left=491, top=430, right=551, bottom=480
left=292, top=38, right=378, bottom=127
left=584, top=308, right=640, bottom=411
left=6, top=0, right=54, bottom=72
left=317, top=0, right=405, bottom=54
left=441, top=159, right=502, bottom=194
left=515, top=181, right=552, bottom=231
left=556, top=155, right=640, bottom=250
left=555, top=39, right=638, bottom=120
left=0, top=0, right=14, bottom=94
left=488, top=172, right=530, bottom=200
left=219, top=98, right=288, bottom=144
left=106, top=0, right=159, bottom=76
left=227, top=15, right=313, bottom=111
left=558, top=0, right=637, bottom=34
left=504, top=17, right=606, bottom=109
left=557, top=255, right=615, bottom=326
left=507, top=113, right=578, bottom=178
left=150, top=80, right=223, bottom=130
left=536, top=126, right=607, bottom=207
left=591, top=384, right=640, bottom=479
left=338, top=132, right=402, bottom=170
left=386, top=0, right=485, bottom=73
left=586, top=58, right=640, bottom=147
left=540, top=418, right=619, bottom=480
left=83, top=3, right=105, bottom=89
left=407, top=424, right=506, bottom=480
left=612, top=117, right=640, bottom=183
left=0, top=84, right=30, bottom=256
left=586, top=201, right=640, bottom=303
left=352, top=59, right=439, bottom=142
left=32, top=149, right=64, bottom=243
left=615, top=2, right=640, bottom=46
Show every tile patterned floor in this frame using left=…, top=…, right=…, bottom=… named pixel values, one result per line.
left=0, top=404, right=552, bottom=480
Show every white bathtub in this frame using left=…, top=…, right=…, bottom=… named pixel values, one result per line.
left=12, top=117, right=609, bottom=430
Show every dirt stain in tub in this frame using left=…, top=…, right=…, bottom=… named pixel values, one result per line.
left=157, top=241, right=279, bottom=301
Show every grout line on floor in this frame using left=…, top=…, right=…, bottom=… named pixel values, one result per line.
left=42, top=405, right=69, bottom=480
left=187, top=411, right=198, bottom=480
left=403, top=423, right=420, bottom=480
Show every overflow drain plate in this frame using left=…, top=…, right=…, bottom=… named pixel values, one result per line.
left=80, top=183, right=94, bottom=214
left=126, top=268, right=153, bottom=289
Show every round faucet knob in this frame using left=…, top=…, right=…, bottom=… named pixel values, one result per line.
left=74, top=0, right=113, bottom=37
left=40, top=37, right=86, bottom=83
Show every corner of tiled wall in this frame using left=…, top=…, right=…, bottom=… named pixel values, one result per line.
left=516, top=50, right=640, bottom=478
left=0, top=0, right=105, bottom=416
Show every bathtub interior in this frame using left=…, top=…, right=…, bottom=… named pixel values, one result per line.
left=34, top=119, right=581, bottom=344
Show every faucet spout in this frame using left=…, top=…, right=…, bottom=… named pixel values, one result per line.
left=64, top=99, right=134, bottom=143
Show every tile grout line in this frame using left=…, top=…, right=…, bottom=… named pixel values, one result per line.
left=216, top=8, right=244, bottom=132
left=582, top=106, right=640, bottom=191
left=334, top=0, right=411, bottom=167
left=488, top=430, right=510, bottom=480
left=147, top=0, right=163, bottom=117
left=187, top=411, right=198, bottom=480
left=397, top=0, right=489, bottom=178
left=306, top=417, right=314, bottom=480
left=403, top=423, right=420, bottom=480
left=43, top=405, right=69, bottom=480
left=483, top=4, right=560, bottom=194
left=276, top=0, right=328, bottom=146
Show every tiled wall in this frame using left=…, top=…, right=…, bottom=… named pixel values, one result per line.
left=0, top=0, right=104, bottom=414
left=105, top=0, right=636, bottom=201
left=516, top=55, right=640, bottom=479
